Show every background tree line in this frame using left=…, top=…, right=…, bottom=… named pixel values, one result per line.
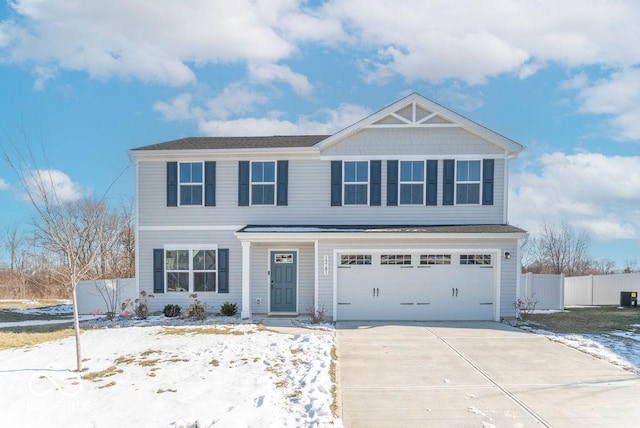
left=0, top=200, right=134, bottom=299
left=522, top=221, right=638, bottom=276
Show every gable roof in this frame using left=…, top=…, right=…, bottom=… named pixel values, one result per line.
left=131, top=135, right=329, bottom=151
left=315, top=93, right=525, bottom=157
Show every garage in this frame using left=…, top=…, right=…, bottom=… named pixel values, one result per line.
left=336, top=251, right=496, bottom=321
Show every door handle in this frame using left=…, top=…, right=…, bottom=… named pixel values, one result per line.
left=452, top=287, right=459, bottom=297
left=376, top=288, right=379, bottom=297
left=373, top=287, right=375, bottom=297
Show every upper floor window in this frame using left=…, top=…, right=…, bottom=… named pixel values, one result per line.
left=251, top=161, right=275, bottom=205
left=179, top=162, right=203, bottom=206
left=400, top=161, right=425, bottom=205
left=344, top=161, right=368, bottom=205
left=456, top=160, right=481, bottom=204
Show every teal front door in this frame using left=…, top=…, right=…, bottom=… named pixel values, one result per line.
left=270, top=251, right=297, bottom=312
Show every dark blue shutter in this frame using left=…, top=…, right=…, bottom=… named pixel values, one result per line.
left=153, top=249, right=164, bottom=294
left=482, top=159, right=494, bottom=206
left=426, top=160, right=438, bottom=206
left=387, top=160, right=398, bottom=206
left=276, top=161, right=288, bottom=206
left=238, top=161, right=250, bottom=206
left=204, top=161, right=216, bottom=206
left=370, top=160, right=381, bottom=206
left=330, top=161, right=342, bottom=206
left=218, top=249, right=229, bottom=293
left=443, top=159, right=455, bottom=206
left=166, top=162, right=177, bottom=207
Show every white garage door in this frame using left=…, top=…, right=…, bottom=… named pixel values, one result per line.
left=336, top=252, right=495, bottom=321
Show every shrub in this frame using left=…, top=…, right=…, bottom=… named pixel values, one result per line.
left=163, top=304, right=181, bottom=318
left=180, top=294, right=207, bottom=320
left=122, top=290, right=154, bottom=320
left=306, top=304, right=326, bottom=324
left=220, top=302, right=238, bottom=317
left=514, top=293, right=539, bottom=321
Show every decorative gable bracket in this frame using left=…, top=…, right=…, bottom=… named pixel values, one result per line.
left=366, top=101, right=461, bottom=128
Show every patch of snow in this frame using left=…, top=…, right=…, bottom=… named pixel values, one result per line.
left=530, top=309, right=567, bottom=314
left=0, top=323, right=341, bottom=427
left=0, top=317, right=92, bottom=328
left=11, top=303, right=73, bottom=315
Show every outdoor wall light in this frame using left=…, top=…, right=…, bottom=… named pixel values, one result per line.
left=504, top=251, right=511, bottom=260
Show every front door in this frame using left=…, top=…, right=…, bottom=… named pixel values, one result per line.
left=270, top=251, right=297, bottom=312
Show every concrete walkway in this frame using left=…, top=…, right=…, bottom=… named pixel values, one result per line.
left=337, top=321, right=640, bottom=427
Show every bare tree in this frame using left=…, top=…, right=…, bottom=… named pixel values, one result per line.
left=623, top=259, right=639, bottom=273
left=3, top=226, right=24, bottom=272
left=2, top=138, right=126, bottom=372
left=525, top=221, right=593, bottom=276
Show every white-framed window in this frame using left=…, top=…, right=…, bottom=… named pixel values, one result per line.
left=400, top=160, right=425, bottom=205
left=340, top=254, right=372, bottom=265
left=343, top=161, right=368, bottom=205
left=166, top=247, right=217, bottom=292
left=460, top=254, right=492, bottom=265
left=455, top=160, right=481, bottom=205
left=420, top=254, right=452, bottom=265
left=381, top=254, right=412, bottom=265
left=179, top=162, right=204, bottom=206
left=251, top=161, right=275, bottom=205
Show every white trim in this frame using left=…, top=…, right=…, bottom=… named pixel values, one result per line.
left=129, top=146, right=319, bottom=160
left=139, top=225, right=244, bottom=231
left=163, top=246, right=219, bottom=294
left=314, top=240, right=319, bottom=313
left=320, top=154, right=505, bottom=161
left=516, top=239, right=523, bottom=302
left=398, top=160, right=426, bottom=206
left=134, top=159, right=140, bottom=295
left=332, top=251, right=338, bottom=322
left=268, top=248, right=300, bottom=315
left=495, top=249, right=502, bottom=322
left=454, top=159, right=482, bottom=206
left=241, top=242, right=251, bottom=319
left=236, top=231, right=527, bottom=242
left=503, top=158, right=510, bottom=224
left=164, top=244, right=219, bottom=250
left=364, top=123, right=462, bottom=129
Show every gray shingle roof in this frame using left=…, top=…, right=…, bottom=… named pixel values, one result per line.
left=237, top=224, right=527, bottom=234
left=131, top=135, right=330, bottom=151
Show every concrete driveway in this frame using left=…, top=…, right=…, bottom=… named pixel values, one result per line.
left=337, top=321, right=640, bottom=427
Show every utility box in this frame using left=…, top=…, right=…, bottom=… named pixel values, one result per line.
left=620, top=291, right=638, bottom=307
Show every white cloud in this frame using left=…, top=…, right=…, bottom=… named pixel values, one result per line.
left=0, top=178, right=10, bottom=191
left=21, top=169, right=85, bottom=205
left=569, top=68, right=640, bottom=141
left=248, top=62, right=313, bottom=96
left=510, top=152, right=640, bottom=240
left=198, top=102, right=370, bottom=136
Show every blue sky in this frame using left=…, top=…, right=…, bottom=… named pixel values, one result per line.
left=0, top=0, right=639, bottom=268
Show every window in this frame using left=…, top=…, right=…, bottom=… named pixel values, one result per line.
left=456, top=160, right=481, bottom=204
left=179, top=162, right=203, bottom=205
left=381, top=254, right=412, bottom=265
left=275, top=253, right=293, bottom=263
left=344, top=161, right=368, bottom=205
left=251, top=161, right=275, bottom=205
left=166, top=248, right=217, bottom=292
left=340, top=254, right=372, bottom=265
left=399, top=161, right=424, bottom=205
left=460, top=254, right=492, bottom=265
left=420, top=254, right=452, bottom=265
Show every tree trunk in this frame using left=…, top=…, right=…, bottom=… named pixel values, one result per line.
left=72, top=283, right=83, bottom=372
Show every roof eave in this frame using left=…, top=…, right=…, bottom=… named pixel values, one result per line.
left=129, top=146, right=320, bottom=159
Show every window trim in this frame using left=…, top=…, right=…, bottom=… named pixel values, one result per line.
left=454, top=159, right=482, bottom=205
left=178, top=161, right=205, bottom=207
left=250, top=160, right=276, bottom=206
left=459, top=254, right=492, bottom=265
left=398, top=160, right=426, bottom=206
left=381, top=254, right=412, bottom=265
left=343, top=160, right=370, bottom=206
left=340, top=254, right=372, bottom=265
left=164, top=245, right=219, bottom=293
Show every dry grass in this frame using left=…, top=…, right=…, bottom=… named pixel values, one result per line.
left=160, top=325, right=252, bottom=336
left=82, top=366, right=123, bottom=382
left=0, top=328, right=75, bottom=350
left=157, top=388, right=177, bottom=394
left=329, top=344, right=338, bottom=418
left=526, top=306, right=640, bottom=334
left=0, top=299, right=69, bottom=310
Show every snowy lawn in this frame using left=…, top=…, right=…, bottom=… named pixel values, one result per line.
left=0, top=321, right=340, bottom=427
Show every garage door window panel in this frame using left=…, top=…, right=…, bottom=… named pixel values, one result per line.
left=381, top=254, right=412, bottom=265
left=460, top=254, right=492, bottom=265
left=420, top=254, right=452, bottom=265
left=341, top=255, right=372, bottom=265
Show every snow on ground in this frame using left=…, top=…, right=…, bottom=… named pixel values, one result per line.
left=519, top=325, right=640, bottom=375
left=0, top=322, right=341, bottom=427
left=10, top=303, right=73, bottom=315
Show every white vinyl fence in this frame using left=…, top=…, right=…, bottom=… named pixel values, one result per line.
left=519, top=273, right=564, bottom=310
left=76, top=279, right=137, bottom=315
left=564, top=272, right=640, bottom=306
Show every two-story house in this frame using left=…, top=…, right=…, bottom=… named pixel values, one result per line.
left=130, top=93, right=526, bottom=321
